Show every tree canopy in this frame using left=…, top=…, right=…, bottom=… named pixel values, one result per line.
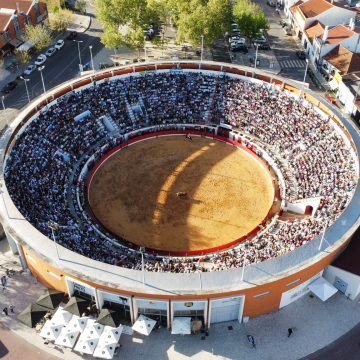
left=48, top=9, right=74, bottom=32
left=95, top=0, right=157, bottom=51
left=22, top=25, right=53, bottom=52
left=95, top=0, right=232, bottom=50
left=233, top=0, right=269, bottom=40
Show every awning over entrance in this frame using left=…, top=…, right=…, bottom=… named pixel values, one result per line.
left=17, top=40, right=34, bottom=52
left=308, top=277, right=338, bottom=301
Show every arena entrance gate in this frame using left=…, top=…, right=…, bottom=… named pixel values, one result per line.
left=171, top=300, right=208, bottom=327
left=97, top=290, right=133, bottom=325
left=209, top=296, right=245, bottom=327
left=66, top=277, right=98, bottom=308
left=134, top=298, right=169, bottom=328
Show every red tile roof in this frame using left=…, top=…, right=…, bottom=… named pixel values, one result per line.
left=298, top=0, right=333, bottom=18
left=0, top=13, right=12, bottom=32
left=0, top=0, right=33, bottom=15
left=322, top=24, right=356, bottom=44
left=324, top=45, right=360, bottom=75
left=304, top=21, right=325, bottom=44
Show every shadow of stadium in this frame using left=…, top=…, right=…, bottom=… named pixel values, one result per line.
left=90, top=136, right=245, bottom=255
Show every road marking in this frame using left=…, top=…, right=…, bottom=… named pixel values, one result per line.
left=279, top=60, right=306, bottom=68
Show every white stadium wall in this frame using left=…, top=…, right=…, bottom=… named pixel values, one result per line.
left=0, top=61, right=359, bottom=326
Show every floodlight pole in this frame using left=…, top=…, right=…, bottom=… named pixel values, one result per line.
left=318, top=219, right=329, bottom=251
left=140, top=247, right=145, bottom=286
left=48, top=221, right=60, bottom=260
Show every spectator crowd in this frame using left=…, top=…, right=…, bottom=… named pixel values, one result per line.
left=4, top=72, right=358, bottom=273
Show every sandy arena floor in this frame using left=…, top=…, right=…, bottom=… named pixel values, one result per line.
left=88, top=136, right=274, bottom=253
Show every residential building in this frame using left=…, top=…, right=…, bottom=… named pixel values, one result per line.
left=307, top=21, right=360, bottom=65
left=0, top=0, right=48, bottom=54
left=289, top=0, right=356, bottom=40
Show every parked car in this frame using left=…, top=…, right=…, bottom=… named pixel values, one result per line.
left=99, top=63, right=113, bottom=69
left=254, top=35, right=267, bottom=44
left=54, top=39, right=64, bottom=50
left=267, top=0, right=276, bottom=6
left=1, top=81, right=17, bottom=94
left=231, top=43, right=248, bottom=53
left=296, top=51, right=306, bottom=60
left=34, top=54, right=47, bottom=66
left=45, top=47, right=56, bottom=57
left=66, top=31, right=78, bottom=40
left=231, top=23, right=239, bottom=33
left=23, top=64, right=36, bottom=75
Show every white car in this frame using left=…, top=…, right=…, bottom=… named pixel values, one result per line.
left=23, top=64, right=36, bottom=75
left=45, top=47, right=56, bottom=57
left=54, top=39, right=64, bottom=50
left=34, top=54, right=47, bottom=66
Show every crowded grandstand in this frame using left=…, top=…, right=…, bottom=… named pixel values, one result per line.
left=4, top=71, right=358, bottom=273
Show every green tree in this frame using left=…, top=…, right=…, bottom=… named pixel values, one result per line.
left=16, top=50, right=31, bottom=65
left=96, top=0, right=163, bottom=51
left=23, top=25, right=53, bottom=52
left=233, top=0, right=269, bottom=40
left=175, top=0, right=232, bottom=47
left=48, top=9, right=74, bottom=32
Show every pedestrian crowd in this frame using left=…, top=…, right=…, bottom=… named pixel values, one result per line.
left=4, top=72, right=358, bottom=273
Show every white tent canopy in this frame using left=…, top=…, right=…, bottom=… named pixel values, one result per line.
left=100, top=325, right=123, bottom=343
left=66, top=315, right=89, bottom=333
left=171, top=317, right=191, bottom=335
left=74, top=337, right=99, bottom=355
left=39, top=320, right=64, bottom=341
left=51, top=306, right=73, bottom=325
left=308, top=277, right=338, bottom=301
left=132, top=315, right=156, bottom=336
left=54, top=327, right=79, bottom=348
left=93, top=342, right=117, bottom=359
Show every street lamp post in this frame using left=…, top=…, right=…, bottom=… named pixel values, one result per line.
left=303, top=59, right=309, bottom=83
left=200, top=35, right=204, bottom=62
left=1, top=96, right=5, bottom=111
left=73, top=40, right=84, bottom=71
left=89, top=45, right=95, bottom=71
left=20, top=76, right=30, bottom=103
left=254, top=43, right=259, bottom=69
left=318, top=219, right=329, bottom=251
left=144, top=37, right=147, bottom=61
left=48, top=221, right=60, bottom=260
left=38, top=66, right=46, bottom=94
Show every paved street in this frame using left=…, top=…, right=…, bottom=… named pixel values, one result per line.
left=0, top=5, right=108, bottom=129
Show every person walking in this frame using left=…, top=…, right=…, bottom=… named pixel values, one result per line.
left=288, top=328, right=293, bottom=337
left=9, top=305, right=14, bottom=314
left=1, top=275, right=7, bottom=290
left=247, top=334, right=256, bottom=348
left=2, top=307, right=8, bottom=316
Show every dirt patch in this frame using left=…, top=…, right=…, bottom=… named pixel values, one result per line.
left=88, top=136, right=274, bottom=253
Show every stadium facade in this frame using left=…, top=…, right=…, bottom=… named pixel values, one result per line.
left=1, top=61, right=359, bottom=329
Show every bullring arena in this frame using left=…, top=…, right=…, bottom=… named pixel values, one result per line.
left=1, top=61, right=360, bottom=329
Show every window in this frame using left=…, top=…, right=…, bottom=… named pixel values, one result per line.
left=13, top=17, right=21, bottom=35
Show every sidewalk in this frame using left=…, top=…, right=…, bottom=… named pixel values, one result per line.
left=1, top=238, right=360, bottom=360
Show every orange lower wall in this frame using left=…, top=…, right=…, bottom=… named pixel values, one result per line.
left=22, top=236, right=350, bottom=318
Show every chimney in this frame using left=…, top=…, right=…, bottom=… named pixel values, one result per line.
left=323, top=26, right=329, bottom=42
left=16, top=2, right=20, bottom=14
